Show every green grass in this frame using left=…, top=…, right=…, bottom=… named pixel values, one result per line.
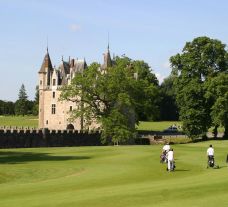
left=0, top=141, right=228, bottom=207
left=137, top=121, right=182, bottom=131
left=164, top=136, right=191, bottom=144
left=0, top=116, right=38, bottom=128
left=137, top=121, right=224, bottom=133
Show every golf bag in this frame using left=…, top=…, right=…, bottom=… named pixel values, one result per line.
left=160, top=152, right=167, bottom=163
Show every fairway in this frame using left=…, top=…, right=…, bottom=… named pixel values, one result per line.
left=0, top=141, right=228, bottom=207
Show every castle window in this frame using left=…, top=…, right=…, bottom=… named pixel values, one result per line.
left=40, top=80, right=42, bottom=85
left=70, top=106, right=73, bottom=111
left=53, top=79, right=56, bottom=86
left=46, top=120, right=48, bottom=125
left=53, top=92, right=55, bottom=98
left=51, top=104, right=56, bottom=114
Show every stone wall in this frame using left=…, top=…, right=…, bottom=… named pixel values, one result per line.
left=0, top=128, right=101, bottom=148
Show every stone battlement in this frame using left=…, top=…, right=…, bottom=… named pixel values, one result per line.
left=0, top=127, right=101, bottom=148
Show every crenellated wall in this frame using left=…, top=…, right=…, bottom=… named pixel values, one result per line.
left=0, top=128, right=101, bottom=148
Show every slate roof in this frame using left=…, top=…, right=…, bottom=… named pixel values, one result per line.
left=39, top=50, right=53, bottom=73
left=58, top=61, right=70, bottom=85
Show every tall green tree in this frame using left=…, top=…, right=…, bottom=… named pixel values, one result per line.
left=170, top=36, right=228, bottom=139
left=60, top=56, right=159, bottom=144
left=32, top=85, right=39, bottom=115
left=205, top=73, right=228, bottom=138
left=131, top=60, right=160, bottom=121
left=15, top=84, right=29, bottom=116
left=159, top=76, right=179, bottom=121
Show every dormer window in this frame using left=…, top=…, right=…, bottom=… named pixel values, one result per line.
left=53, top=79, right=56, bottom=86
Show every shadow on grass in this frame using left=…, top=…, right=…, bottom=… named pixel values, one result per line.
left=0, top=151, right=91, bottom=164
left=174, top=169, right=190, bottom=172
left=213, top=165, right=227, bottom=169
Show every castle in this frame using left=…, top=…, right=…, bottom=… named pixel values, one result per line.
left=38, top=47, right=112, bottom=130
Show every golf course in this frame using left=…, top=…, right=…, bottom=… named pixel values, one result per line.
left=0, top=140, right=228, bottom=207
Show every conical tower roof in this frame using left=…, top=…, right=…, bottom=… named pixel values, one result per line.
left=39, top=48, right=53, bottom=73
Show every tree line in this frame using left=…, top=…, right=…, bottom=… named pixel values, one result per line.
left=0, top=84, right=39, bottom=116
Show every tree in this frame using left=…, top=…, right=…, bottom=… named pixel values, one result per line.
left=131, top=60, right=160, bottom=121
left=32, top=85, right=39, bottom=115
left=159, top=76, right=179, bottom=121
left=60, top=56, right=159, bottom=144
left=15, top=84, right=29, bottom=116
left=170, top=36, right=228, bottom=139
left=205, top=73, right=228, bottom=138
left=0, top=100, right=15, bottom=115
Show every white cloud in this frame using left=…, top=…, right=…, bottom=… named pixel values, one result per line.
left=69, top=24, right=81, bottom=32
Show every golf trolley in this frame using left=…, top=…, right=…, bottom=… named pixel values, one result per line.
left=207, top=155, right=219, bottom=169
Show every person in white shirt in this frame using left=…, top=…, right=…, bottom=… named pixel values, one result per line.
left=167, top=148, right=174, bottom=171
left=207, top=144, right=214, bottom=156
left=207, top=144, right=214, bottom=167
left=162, top=142, right=170, bottom=153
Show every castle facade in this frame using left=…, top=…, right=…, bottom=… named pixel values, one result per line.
left=38, top=47, right=112, bottom=130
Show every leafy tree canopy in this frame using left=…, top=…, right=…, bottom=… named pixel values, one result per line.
left=159, top=75, right=179, bottom=121
left=170, top=36, right=228, bottom=139
left=205, top=72, right=228, bottom=137
left=60, top=56, right=159, bottom=144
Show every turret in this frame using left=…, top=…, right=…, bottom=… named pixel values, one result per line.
left=38, top=48, right=53, bottom=89
left=38, top=48, right=53, bottom=129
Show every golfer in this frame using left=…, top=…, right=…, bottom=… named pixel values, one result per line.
left=207, top=144, right=214, bottom=160
left=167, top=148, right=174, bottom=171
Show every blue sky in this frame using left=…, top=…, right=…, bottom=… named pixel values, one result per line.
left=0, top=0, right=228, bottom=101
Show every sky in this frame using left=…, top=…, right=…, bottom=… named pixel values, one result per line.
left=0, top=0, right=228, bottom=101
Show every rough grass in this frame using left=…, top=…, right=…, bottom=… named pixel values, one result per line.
left=0, top=141, right=228, bottom=207
left=0, top=116, right=38, bottom=128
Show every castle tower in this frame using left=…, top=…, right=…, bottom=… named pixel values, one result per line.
left=103, top=44, right=112, bottom=68
left=38, top=48, right=53, bottom=128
